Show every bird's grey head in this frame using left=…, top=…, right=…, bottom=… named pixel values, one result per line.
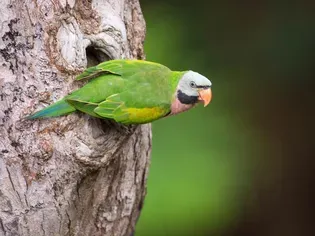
left=177, top=71, right=212, bottom=106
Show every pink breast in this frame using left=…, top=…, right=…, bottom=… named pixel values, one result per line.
left=169, top=97, right=195, bottom=115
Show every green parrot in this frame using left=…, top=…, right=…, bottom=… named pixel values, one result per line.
left=26, top=59, right=212, bottom=124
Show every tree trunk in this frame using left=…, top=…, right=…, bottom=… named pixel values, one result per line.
left=0, top=1, right=150, bottom=236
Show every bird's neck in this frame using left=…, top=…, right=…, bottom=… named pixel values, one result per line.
left=169, top=97, right=197, bottom=115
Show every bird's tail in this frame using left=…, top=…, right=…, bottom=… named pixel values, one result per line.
left=25, top=99, right=76, bottom=119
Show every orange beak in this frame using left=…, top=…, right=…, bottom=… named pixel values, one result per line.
left=198, top=88, right=212, bottom=107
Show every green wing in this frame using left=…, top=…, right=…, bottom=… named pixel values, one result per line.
left=64, top=73, right=125, bottom=118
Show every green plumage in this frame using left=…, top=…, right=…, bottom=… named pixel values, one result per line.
left=26, top=60, right=186, bottom=124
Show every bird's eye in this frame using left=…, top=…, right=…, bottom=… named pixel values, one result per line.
left=189, top=81, right=196, bottom=88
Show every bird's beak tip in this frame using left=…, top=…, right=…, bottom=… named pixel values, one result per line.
left=198, top=88, right=212, bottom=107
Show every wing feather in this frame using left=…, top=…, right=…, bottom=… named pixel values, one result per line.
left=76, top=59, right=170, bottom=81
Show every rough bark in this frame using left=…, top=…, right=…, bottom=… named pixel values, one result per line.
left=0, top=1, right=150, bottom=236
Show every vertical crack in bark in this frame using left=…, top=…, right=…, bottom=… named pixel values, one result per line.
left=0, top=218, right=5, bottom=235
left=65, top=209, right=72, bottom=235
left=6, top=167, right=22, bottom=204
left=24, top=193, right=29, bottom=207
left=41, top=212, right=46, bottom=236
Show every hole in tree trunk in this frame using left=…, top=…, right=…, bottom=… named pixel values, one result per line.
left=86, top=46, right=110, bottom=67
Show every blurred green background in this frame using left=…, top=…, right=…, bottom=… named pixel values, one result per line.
left=136, top=1, right=314, bottom=236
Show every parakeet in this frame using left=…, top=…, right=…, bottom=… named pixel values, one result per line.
left=26, top=59, right=212, bottom=124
